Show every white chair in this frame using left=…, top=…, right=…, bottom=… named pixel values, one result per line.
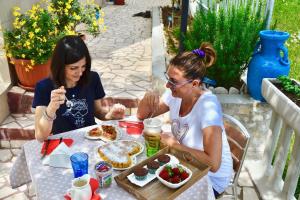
left=222, top=114, right=251, bottom=200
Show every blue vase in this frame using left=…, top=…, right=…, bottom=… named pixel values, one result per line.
left=247, top=30, right=290, bottom=101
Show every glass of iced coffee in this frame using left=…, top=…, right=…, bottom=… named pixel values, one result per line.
left=143, top=118, right=162, bottom=157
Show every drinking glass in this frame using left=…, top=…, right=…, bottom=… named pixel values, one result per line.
left=143, top=118, right=162, bottom=157
left=70, top=152, right=89, bottom=178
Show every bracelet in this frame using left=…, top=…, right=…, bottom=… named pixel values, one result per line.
left=43, top=109, right=56, bottom=121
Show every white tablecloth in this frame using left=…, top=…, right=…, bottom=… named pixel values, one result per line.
left=10, top=123, right=215, bottom=200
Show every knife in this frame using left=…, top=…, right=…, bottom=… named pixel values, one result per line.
left=41, top=139, right=50, bottom=159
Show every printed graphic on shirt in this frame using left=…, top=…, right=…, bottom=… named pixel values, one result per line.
left=62, top=99, right=88, bottom=128
left=171, top=119, right=189, bottom=142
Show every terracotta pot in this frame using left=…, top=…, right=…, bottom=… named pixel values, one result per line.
left=12, top=58, right=51, bottom=91
left=114, top=0, right=125, bottom=5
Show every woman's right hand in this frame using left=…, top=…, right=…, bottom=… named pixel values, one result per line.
left=47, top=86, right=66, bottom=116
left=143, top=90, right=160, bottom=117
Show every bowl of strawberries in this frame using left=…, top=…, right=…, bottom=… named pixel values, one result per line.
left=155, top=163, right=192, bottom=189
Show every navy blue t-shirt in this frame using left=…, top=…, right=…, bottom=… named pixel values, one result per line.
left=32, top=71, right=105, bottom=134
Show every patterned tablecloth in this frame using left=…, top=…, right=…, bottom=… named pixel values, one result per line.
left=10, top=122, right=215, bottom=200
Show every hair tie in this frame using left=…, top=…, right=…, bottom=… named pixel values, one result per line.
left=192, top=49, right=205, bottom=58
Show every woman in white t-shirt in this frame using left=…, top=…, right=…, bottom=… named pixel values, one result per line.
left=137, top=43, right=233, bottom=197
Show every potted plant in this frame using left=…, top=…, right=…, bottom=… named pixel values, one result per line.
left=3, top=4, right=66, bottom=90
left=261, top=76, right=300, bottom=134
left=3, top=0, right=106, bottom=90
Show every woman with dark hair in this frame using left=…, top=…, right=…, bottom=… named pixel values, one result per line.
left=33, top=35, right=125, bottom=141
left=137, top=43, right=233, bottom=197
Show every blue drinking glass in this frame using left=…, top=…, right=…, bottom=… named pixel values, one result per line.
left=70, top=152, right=89, bottom=178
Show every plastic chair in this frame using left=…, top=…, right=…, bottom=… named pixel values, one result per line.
left=223, top=114, right=251, bottom=200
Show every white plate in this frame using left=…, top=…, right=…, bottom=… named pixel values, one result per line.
left=127, top=166, right=156, bottom=187
left=97, top=140, right=144, bottom=170
left=161, top=154, right=179, bottom=165
left=84, top=125, right=122, bottom=141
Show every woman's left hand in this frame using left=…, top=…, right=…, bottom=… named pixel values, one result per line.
left=160, top=133, right=179, bottom=147
left=108, top=103, right=126, bottom=119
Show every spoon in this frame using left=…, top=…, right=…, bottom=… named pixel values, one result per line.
left=65, top=96, right=74, bottom=108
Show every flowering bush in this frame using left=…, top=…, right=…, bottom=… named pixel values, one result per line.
left=3, top=4, right=65, bottom=71
left=3, top=0, right=106, bottom=71
left=48, top=0, right=106, bottom=36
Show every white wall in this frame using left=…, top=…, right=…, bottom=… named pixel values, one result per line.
left=0, top=0, right=40, bottom=123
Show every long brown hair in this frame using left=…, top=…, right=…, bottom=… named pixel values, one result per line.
left=169, top=42, right=216, bottom=81
left=50, top=35, right=91, bottom=88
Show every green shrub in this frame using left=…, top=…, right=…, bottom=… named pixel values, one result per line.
left=183, top=0, right=268, bottom=89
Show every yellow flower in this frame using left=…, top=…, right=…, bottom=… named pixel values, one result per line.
left=98, top=18, right=104, bottom=25
left=13, top=10, right=21, bottom=17
left=13, top=7, right=21, bottom=17
left=20, top=20, right=26, bottom=26
left=74, top=14, right=81, bottom=20
left=31, top=60, right=35, bottom=66
left=47, top=5, right=54, bottom=13
left=29, top=32, right=34, bottom=39
left=35, top=28, right=41, bottom=33
left=32, top=22, right=37, bottom=28
left=66, top=3, right=71, bottom=9
left=7, top=53, right=12, bottom=58
left=25, top=41, right=31, bottom=47
left=21, top=54, right=25, bottom=58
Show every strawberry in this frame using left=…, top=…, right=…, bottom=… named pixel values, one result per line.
left=172, top=167, right=181, bottom=175
left=159, top=170, right=170, bottom=180
left=171, top=175, right=181, bottom=183
left=180, top=171, right=189, bottom=180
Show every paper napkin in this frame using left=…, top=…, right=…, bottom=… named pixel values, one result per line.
left=42, top=142, right=71, bottom=168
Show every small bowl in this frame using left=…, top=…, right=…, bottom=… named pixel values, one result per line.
left=155, top=163, right=192, bottom=189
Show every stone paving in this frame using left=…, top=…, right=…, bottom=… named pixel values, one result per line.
left=87, top=0, right=171, bottom=99
left=0, top=0, right=261, bottom=199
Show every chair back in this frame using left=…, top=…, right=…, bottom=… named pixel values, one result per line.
left=223, top=114, right=250, bottom=186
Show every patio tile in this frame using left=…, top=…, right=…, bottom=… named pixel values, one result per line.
left=1, top=116, right=16, bottom=125
left=243, top=187, right=260, bottom=200
left=0, top=186, right=18, bottom=199
left=238, top=168, right=254, bottom=187
left=0, top=149, right=13, bottom=162
left=3, top=193, right=29, bottom=200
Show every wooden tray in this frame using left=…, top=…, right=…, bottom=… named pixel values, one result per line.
left=114, top=146, right=211, bottom=200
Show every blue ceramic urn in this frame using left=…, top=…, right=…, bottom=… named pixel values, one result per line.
left=247, top=30, right=290, bottom=101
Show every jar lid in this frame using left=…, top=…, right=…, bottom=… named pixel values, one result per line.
left=95, top=161, right=112, bottom=172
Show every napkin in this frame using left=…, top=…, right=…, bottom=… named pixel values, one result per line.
left=41, top=138, right=73, bottom=156
left=42, top=142, right=71, bottom=168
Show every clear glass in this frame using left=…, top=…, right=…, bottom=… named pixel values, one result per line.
left=143, top=118, right=162, bottom=157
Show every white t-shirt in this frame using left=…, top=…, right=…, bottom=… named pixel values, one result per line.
left=162, top=90, right=233, bottom=193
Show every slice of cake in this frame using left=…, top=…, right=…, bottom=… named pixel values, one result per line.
left=88, top=127, right=102, bottom=137
left=101, top=125, right=117, bottom=140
